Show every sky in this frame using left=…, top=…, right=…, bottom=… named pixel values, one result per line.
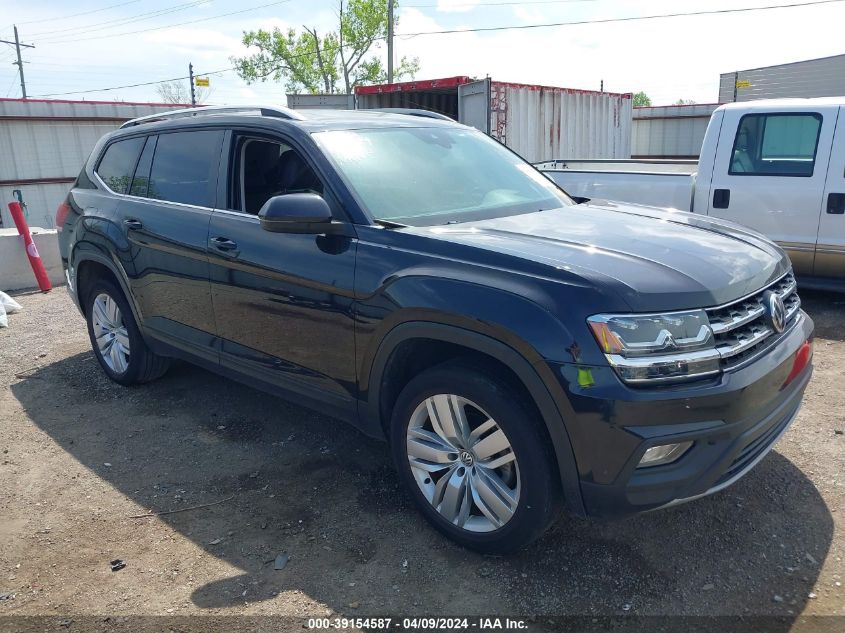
left=0, top=0, right=843, bottom=106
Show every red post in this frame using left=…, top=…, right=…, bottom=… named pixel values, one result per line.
left=7, top=201, right=52, bottom=292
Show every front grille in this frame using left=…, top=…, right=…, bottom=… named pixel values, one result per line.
left=706, top=272, right=801, bottom=370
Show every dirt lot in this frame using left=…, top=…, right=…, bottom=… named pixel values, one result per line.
left=1, top=287, right=844, bottom=628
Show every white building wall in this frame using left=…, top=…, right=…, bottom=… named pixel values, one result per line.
left=0, top=99, right=179, bottom=229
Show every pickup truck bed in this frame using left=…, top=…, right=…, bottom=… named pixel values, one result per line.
left=537, top=159, right=698, bottom=211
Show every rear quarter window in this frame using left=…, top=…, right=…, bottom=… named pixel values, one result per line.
left=96, top=137, right=145, bottom=194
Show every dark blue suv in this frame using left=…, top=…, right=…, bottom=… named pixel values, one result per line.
left=56, top=106, right=814, bottom=552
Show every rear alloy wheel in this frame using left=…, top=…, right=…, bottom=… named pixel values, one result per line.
left=84, top=278, right=170, bottom=386
left=391, top=360, right=559, bottom=553
left=91, top=293, right=131, bottom=374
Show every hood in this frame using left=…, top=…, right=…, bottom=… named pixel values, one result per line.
left=401, top=201, right=790, bottom=312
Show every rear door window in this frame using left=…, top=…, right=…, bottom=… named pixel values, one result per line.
left=147, top=130, right=223, bottom=207
left=96, top=136, right=145, bottom=194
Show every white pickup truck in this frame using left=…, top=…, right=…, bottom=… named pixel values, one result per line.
left=537, top=98, right=845, bottom=290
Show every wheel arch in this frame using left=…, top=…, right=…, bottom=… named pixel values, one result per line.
left=71, top=247, right=141, bottom=325
left=364, top=321, right=586, bottom=517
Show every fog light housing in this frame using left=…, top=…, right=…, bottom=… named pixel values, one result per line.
left=637, top=441, right=693, bottom=468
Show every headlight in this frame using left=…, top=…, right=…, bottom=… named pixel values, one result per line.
left=587, top=310, right=721, bottom=384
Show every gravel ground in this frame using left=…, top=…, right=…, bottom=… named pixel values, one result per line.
left=0, top=287, right=843, bottom=628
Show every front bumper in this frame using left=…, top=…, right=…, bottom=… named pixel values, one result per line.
left=553, top=310, right=814, bottom=518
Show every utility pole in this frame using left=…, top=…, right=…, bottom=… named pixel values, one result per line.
left=188, top=62, right=196, bottom=107
left=0, top=26, right=35, bottom=99
left=387, top=0, right=394, bottom=83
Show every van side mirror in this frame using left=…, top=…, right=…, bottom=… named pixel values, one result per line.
left=258, top=193, right=338, bottom=234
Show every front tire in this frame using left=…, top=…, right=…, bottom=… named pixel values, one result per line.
left=84, top=278, right=169, bottom=386
left=390, top=360, right=559, bottom=553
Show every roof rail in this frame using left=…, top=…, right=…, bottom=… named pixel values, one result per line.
left=120, top=105, right=304, bottom=129
left=368, top=108, right=454, bottom=121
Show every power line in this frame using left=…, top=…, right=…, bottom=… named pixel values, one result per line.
left=28, top=0, right=842, bottom=98
left=32, top=0, right=293, bottom=45
left=0, top=26, right=35, bottom=98
left=30, top=0, right=211, bottom=40
left=398, top=0, right=845, bottom=37
left=405, top=0, right=595, bottom=7
left=30, top=66, right=236, bottom=98
left=1, top=0, right=142, bottom=29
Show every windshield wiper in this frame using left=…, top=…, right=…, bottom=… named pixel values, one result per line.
left=373, top=219, right=408, bottom=229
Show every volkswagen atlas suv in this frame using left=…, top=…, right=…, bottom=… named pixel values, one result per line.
left=56, top=106, right=814, bottom=552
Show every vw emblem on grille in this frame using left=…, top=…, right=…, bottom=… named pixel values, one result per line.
left=764, top=291, right=786, bottom=334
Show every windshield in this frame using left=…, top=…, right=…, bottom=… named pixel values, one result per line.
left=313, top=126, right=572, bottom=225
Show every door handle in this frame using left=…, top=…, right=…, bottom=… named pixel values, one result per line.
left=827, top=192, right=845, bottom=214
left=713, top=189, right=731, bottom=209
left=210, top=236, right=238, bottom=251
left=123, top=218, right=143, bottom=230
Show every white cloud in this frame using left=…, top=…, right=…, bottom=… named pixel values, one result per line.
left=513, top=5, right=545, bottom=24
left=435, top=0, right=481, bottom=14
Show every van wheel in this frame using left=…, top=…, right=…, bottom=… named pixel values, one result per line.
left=390, top=360, right=559, bottom=553
left=85, top=278, right=169, bottom=386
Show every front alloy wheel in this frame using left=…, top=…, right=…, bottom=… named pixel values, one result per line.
left=391, top=360, right=559, bottom=553
left=407, top=395, right=520, bottom=532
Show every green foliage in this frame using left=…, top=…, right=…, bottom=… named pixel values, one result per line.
left=673, top=98, right=696, bottom=105
left=633, top=91, right=652, bottom=107
left=232, top=0, right=419, bottom=95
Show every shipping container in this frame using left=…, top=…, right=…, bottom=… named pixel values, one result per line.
left=286, top=93, right=355, bottom=110
left=355, top=76, right=633, bottom=163
left=719, top=53, right=845, bottom=103
left=632, top=103, right=720, bottom=159
left=0, top=98, right=183, bottom=229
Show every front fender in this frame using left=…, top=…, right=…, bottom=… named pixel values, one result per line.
left=363, top=319, right=586, bottom=517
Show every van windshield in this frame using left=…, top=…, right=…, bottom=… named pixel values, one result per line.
left=313, top=126, right=572, bottom=225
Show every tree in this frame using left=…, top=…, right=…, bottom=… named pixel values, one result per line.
left=633, top=91, right=652, bottom=107
left=673, top=98, right=696, bottom=105
left=155, top=80, right=210, bottom=105
left=232, top=0, right=419, bottom=95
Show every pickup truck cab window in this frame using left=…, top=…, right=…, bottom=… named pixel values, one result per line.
left=314, top=126, right=572, bottom=226
left=730, top=112, right=822, bottom=177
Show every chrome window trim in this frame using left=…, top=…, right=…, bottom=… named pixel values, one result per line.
left=93, top=171, right=215, bottom=212
left=213, top=208, right=260, bottom=221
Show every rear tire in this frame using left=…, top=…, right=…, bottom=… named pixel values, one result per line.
left=390, top=359, right=559, bottom=553
left=84, top=278, right=169, bottom=386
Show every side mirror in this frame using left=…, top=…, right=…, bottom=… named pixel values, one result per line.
left=258, top=193, right=338, bottom=234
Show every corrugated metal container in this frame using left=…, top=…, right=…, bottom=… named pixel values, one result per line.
left=719, top=53, right=845, bottom=103
left=355, top=77, right=632, bottom=163
left=632, top=103, right=720, bottom=159
left=287, top=93, right=355, bottom=110
left=0, top=98, right=181, bottom=229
